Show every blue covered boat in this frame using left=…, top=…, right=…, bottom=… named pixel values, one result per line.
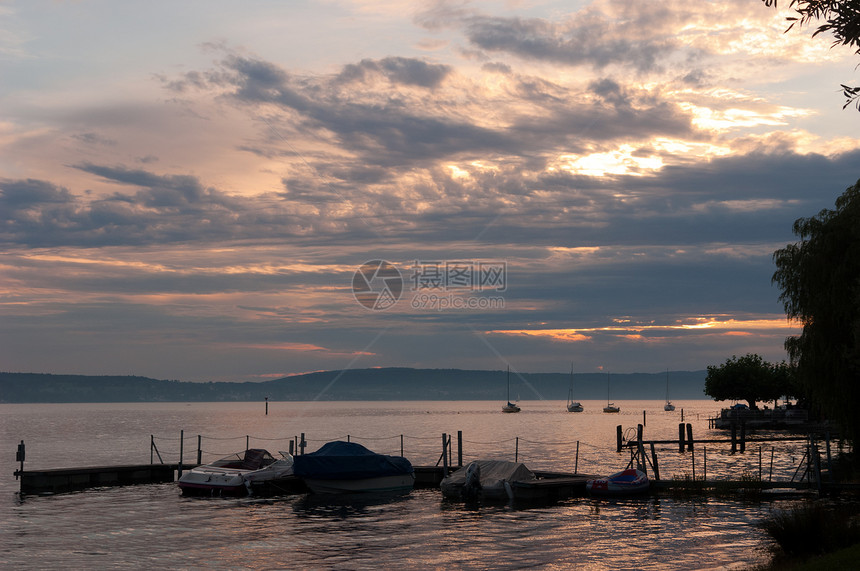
left=293, top=441, right=415, bottom=494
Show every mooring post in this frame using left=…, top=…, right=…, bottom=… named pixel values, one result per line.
left=681, top=408, right=684, bottom=422
left=740, top=421, right=746, bottom=453
left=16, top=440, right=25, bottom=480
left=616, top=425, right=623, bottom=452
left=643, top=410, right=646, bottom=427
left=178, top=429, right=184, bottom=478
left=401, top=434, right=404, bottom=457
left=769, top=447, right=775, bottom=481
left=150, top=434, right=154, bottom=464
left=265, top=396, right=268, bottom=416
left=441, top=433, right=449, bottom=477
left=649, top=442, right=660, bottom=481
left=686, top=423, right=693, bottom=452
left=515, top=436, right=519, bottom=463
left=703, top=447, right=707, bottom=481
left=575, top=441, right=580, bottom=474
left=197, top=435, right=202, bottom=465
left=637, top=424, right=645, bottom=473
left=457, top=431, right=463, bottom=467
left=246, top=435, right=250, bottom=451
left=678, top=423, right=685, bottom=453
left=300, top=433, right=306, bottom=455
left=289, top=440, right=294, bottom=456
left=730, top=423, right=737, bottom=454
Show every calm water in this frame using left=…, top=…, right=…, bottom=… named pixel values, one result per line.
left=1, top=400, right=817, bottom=569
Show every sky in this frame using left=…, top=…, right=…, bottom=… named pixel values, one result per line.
left=1, top=0, right=859, bottom=383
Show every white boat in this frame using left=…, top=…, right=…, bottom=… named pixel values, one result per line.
left=502, top=366, right=521, bottom=413
left=664, top=369, right=675, bottom=411
left=440, top=459, right=536, bottom=502
left=178, top=448, right=294, bottom=496
left=603, top=372, right=620, bottom=413
left=586, top=468, right=649, bottom=495
left=292, top=441, right=415, bottom=494
left=566, top=363, right=583, bottom=412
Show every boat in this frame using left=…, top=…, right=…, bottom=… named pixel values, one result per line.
left=664, top=369, right=675, bottom=411
left=292, top=441, right=415, bottom=494
left=502, top=366, right=521, bottom=413
left=603, top=372, right=620, bottom=413
left=566, top=363, right=583, bottom=412
left=585, top=468, right=650, bottom=495
left=178, top=448, right=294, bottom=496
left=440, top=459, right=536, bottom=502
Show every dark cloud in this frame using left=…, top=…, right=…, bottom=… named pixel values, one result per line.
left=337, top=57, right=451, bottom=88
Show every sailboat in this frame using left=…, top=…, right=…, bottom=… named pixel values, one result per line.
left=603, top=371, right=620, bottom=413
left=664, top=369, right=675, bottom=411
left=502, top=366, right=521, bottom=413
left=566, top=364, right=583, bottom=412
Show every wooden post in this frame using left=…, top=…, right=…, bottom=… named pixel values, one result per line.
left=758, top=446, right=762, bottom=481
left=730, top=422, right=737, bottom=454
left=401, top=434, right=404, bottom=457
left=197, top=435, right=202, bottom=465
left=686, top=423, right=693, bottom=452
left=681, top=408, right=684, bottom=422
left=178, top=429, right=184, bottom=478
left=442, top=433, right=449, bottom=477
left=289, top=440, right=294, bottom=456
left=703, top=447, right=707, bottom=481
left=649, top=442, right=660, bottom=481
left=246, top=435, right=250, bottom=451
left=575, top=441, right=580, bottom=474
left=740, top=421, right=746, bottom=453
left=265, top=396, right=268, bottom=415
left=457, top=431, right=463, bottom=467
left=515, top=436, right=519, bottom=463
left=637, top=424, right=645, bottom=474
left=150, top=435, right=154, bottom=464
left=617, top=425, right=623, bottom=452
left=678, top=423, right=686, bottom=453
left=16, top=440, right=24, bottom=480
left=769, top=447, right=775, bottom=481
left=643, top=410, right=646, bottom=427
left=300, top=433, right=306, bottom=455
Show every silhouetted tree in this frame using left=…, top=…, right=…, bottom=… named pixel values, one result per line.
left=772, top=178, right=860, bottom=443
left=762, top=1, right=860, bottom=110
left=705, top=353, right=793, bottom=409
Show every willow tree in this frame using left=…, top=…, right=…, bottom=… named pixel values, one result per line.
left=772, top=179, right=860, bottom=443
left=762, top=1, right=860, bottom=110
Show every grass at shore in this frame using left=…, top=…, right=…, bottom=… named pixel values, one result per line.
left=762, top=542, right=860, bottom=570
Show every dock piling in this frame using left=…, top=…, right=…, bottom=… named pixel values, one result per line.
left=457, top=431, right=463, bottom=467
left=178, top=430, right=184, bottom=477
left=678, top=423, right=685, bottom=453
left=686, top=423, right=694, bottom=452
left=617, top=425, right=623, bottom=452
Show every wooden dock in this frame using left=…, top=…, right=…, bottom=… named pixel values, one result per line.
left=15, top=464, right=178, bottom=495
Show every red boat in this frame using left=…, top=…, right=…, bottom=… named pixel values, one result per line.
left=585, top=469, right=649, bottom=495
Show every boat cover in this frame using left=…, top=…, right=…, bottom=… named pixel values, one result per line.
left=440, top=459, right=536, bottom=498
left=293, top=441, right=413, bottom=480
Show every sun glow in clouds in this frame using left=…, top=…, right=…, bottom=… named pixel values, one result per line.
left=488, top=317, right=800, bottom=342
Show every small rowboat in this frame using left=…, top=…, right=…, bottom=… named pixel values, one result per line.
left=586, top=468, right=649, bottom=495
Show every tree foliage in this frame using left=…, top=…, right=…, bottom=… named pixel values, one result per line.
left=705, top=353, right=794, bottom=409
left=762, top=1, right=860, bottom=110
left=772, top=179, right=860, bottom=443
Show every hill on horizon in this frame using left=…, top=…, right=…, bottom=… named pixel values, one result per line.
left=0, top=367, right=708, bottom=403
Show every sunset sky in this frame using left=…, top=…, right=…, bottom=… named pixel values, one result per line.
left=2, top=0, right=859, bottom=383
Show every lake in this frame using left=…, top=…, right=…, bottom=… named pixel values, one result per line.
left=1, top=400, right=813, bottom=569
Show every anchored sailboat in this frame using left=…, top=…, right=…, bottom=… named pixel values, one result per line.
left=566, top=364, right=583, bottom=412
left=664, top=369, right=675, bottom=411
left=603, top=371, right=620, bottom=413
left=502, top=366, right=521, bottom=413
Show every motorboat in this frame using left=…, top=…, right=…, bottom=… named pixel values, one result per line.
left=292, top=441, right=414, bottom=494
left=440, top=459, right=536, bottom=502
left=502, top=366, right=521, bottom=413
left=586, top=468, right=649, bottom=495
left=566, top=363, right=583, bottom=412
left=178, top=448, right=293, bottom=496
